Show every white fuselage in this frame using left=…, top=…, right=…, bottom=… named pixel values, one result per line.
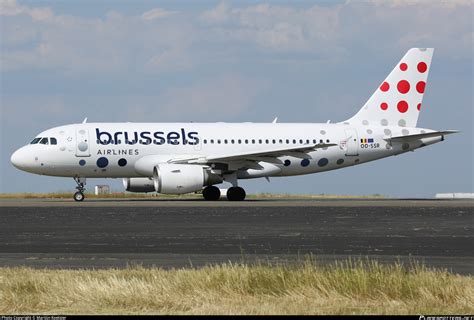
left=11, top=122, right=441, bottom=179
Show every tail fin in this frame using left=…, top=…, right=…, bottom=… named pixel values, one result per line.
left=345, top=48, right=434, bottom=128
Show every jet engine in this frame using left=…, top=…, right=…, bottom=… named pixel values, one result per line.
left=153, top=164, right=223, bottom=194
left=123, top=177, right=155, bottom=193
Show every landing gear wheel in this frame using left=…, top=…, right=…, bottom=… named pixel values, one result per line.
left=202, top=186, right=221, bottom=201
left=73, top=177, right=86, bottom=202
left=227, top=187, right=246, bottom=201
left=73, top=192, right=85, bottom=202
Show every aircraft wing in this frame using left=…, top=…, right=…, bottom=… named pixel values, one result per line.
left=385, top=130, right=459, bottom=143
left=170, top=143, right=338, bottom=165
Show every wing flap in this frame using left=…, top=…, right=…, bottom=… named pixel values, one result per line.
left=171, top=143, right=338, bottom=164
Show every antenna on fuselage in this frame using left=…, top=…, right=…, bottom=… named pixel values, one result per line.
left=82, top=117, right=88, bottom=124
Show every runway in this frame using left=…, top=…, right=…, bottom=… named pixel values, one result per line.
left=0, top=199, right=472, bottom=274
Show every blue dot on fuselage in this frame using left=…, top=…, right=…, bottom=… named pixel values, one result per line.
left=118, top=158, right=127, bottom=167
left=318, top=158, right=329, bottom=167
left=79, top=160, right=86, bottom=166
left=284, top=160, right=291, bottom=167
left=301, top=159, right=310, bottom=167
left=97, top=157, right=109, bottom=168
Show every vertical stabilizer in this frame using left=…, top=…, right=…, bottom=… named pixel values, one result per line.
left=345, top=48, right=433, bottom=128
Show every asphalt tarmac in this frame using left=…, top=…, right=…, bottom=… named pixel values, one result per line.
left=0, top=199, right=472, bottom=274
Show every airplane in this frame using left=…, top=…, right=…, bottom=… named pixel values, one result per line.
left=11, top=48, right=457, bottom=201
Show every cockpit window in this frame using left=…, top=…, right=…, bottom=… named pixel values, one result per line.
left=30, top=138, right=41, bottom=144
left=50, top=137, right=57, bottom=145
left=39, top=137, right=49, bottom=145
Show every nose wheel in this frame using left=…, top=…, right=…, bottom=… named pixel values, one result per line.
left=73, top=191, right=85, bottom=202
left=73, top=177, right=86, bottom=202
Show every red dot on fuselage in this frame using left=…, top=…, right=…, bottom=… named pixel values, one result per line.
left=397, top=80, right=410, bottom=94
left=397, top=100, right=409, bottom=113
left=416, top=81, right=425, bottom=93
left=380, top=82, right=390, bottom=92
left=380, top=102, right=388, bottom=110
left=417, top=103, right=421, bottom=111
left=400, top=63, right=408, bottom=71
left=417, top=62, right=427, bottom=73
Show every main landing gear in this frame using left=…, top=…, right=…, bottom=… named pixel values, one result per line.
left=202, top=185, right=220, bottom=201
left=73, top=177, right=86, bottom=202
left=226, top=186, right=246, bottom=201
left=202, top=185, right=246, bottom=201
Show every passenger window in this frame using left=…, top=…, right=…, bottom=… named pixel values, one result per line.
left=39, top=138, right=49, bottom=145
left=30, top=138, right=41, bottom=144
left=50, top=137, right=57, bottom=145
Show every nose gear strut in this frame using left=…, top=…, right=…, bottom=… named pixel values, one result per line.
left=73, top=177, right=86, bottom=201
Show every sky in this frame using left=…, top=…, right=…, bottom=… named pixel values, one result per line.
left=0, top=0, right=472, bottom=196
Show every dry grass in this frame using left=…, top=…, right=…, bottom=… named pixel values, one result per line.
left=0, top=259, right=472, bottom=315
left=0, top=193, right=197, bottom=199
left=0, top=192, right=385, bottom=200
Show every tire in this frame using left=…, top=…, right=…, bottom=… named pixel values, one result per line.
left=226, top=187, right=246, bottom=201
left=73, top=192, right=85, bottom=202
left=202, top=186, right=221, bottom=201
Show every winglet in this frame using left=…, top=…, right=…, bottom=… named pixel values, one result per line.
left=82, top=117, right=88, bottom=124
left=272, top=117, right=278, bottom=123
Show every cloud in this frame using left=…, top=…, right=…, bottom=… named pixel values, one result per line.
left=0, top=0, right=53, bottom=20
left=1, top=0, right=472, bottom=74
left=1, top=1, right=192, bottom=73
left=120, top=75, right=269, bottom=122
left=141, top=8, right=177, bottom=21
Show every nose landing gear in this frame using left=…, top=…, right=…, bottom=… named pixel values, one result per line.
left=73, top=177, right=86, bottom=202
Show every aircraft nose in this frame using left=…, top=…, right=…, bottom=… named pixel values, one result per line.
left=11, top=147, right=31, bottom=170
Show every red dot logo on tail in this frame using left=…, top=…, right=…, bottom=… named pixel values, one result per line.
left=397, top=101, right=409, bottom=113
left=380, top=102, right=388, bottom=110
left=416, top=81, right=425, bottom=93
left=400, top=63, right=408, bottom=71
left=380, top=82, right=390, bottom=92
left=417, top=103, right=422, bottom=111
left=397, top=80, right=410, bottom=94
left=417, top=62, right=427, bottom=73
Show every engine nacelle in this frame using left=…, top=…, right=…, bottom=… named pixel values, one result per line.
left=123, top=177, right=155, bottom=193
left=153, top=164, right=223, bottom=194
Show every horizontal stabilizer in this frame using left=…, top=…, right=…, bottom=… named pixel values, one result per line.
left=385, top=130, right=459, bottom=142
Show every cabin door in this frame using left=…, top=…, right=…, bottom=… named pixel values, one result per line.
left=344, top=129, right=359, bottom=156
